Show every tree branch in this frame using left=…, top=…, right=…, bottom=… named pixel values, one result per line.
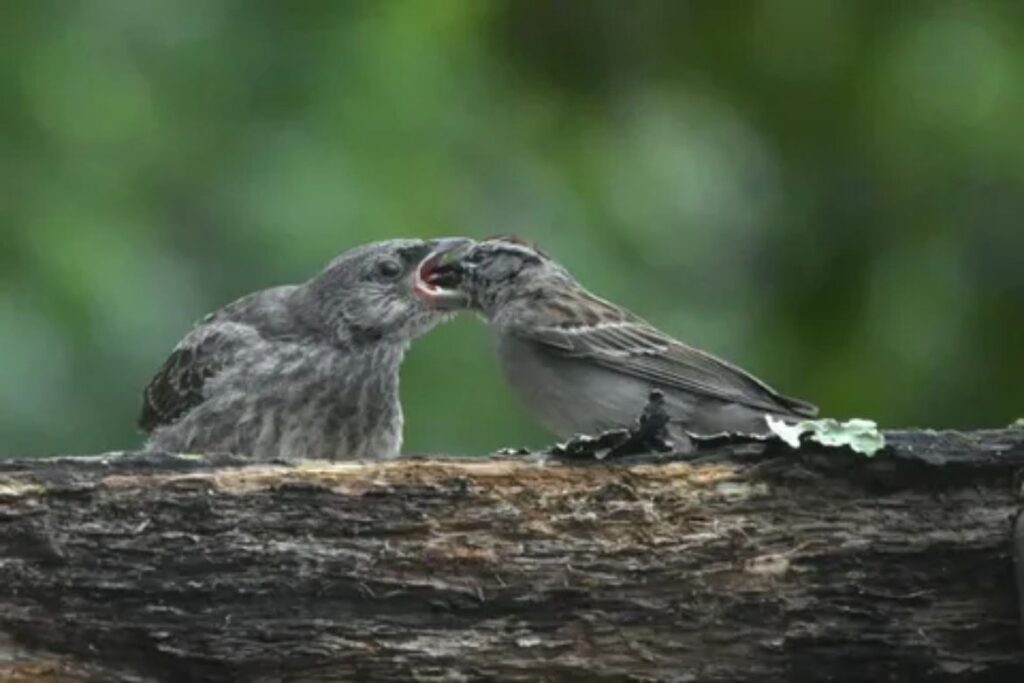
left=1, top=429, right=1023, bottom=681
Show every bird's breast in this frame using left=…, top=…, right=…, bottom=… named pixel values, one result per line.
left=497, top=334, right=652, bottom=439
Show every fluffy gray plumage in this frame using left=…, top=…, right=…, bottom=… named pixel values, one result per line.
left=416, top=237, right=817, bottom=441
left=140, top=238, right=467, bottom=460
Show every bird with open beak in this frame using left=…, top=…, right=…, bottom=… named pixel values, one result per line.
left=141, top=237, right=472, bottom=460
left=413, top=236, right=817, bottom=444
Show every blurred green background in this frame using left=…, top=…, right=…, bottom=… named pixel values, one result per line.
left=1, top=1, right=1022, bottom=457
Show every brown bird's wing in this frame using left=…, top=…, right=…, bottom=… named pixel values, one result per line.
left=515, top=296, right=817, bottom=418
left=138, top=321, right=261, bottom=432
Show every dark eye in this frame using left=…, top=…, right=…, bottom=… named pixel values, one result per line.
left=466, top=251, right=486, bottom=264
left=376, top=259, right=403, bottom=279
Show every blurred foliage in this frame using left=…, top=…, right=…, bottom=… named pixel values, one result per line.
left=1, top=0, right=1022, bottom=457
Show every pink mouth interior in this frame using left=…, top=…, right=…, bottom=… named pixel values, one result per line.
left=418, top=252, right=443, bottom=285
left=414, top=252, right=448, bottom=298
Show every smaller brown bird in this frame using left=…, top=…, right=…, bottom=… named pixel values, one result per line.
left=414, top=236, right=817, bottom=443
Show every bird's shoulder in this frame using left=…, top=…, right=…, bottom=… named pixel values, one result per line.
left=499, top=287, right=665, bottom=354
left=138, top=285, right=316, bottom=432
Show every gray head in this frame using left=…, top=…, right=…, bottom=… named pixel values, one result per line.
left=414, top=236, right=575, bottom=318
left=306, top=237, right=471, bottom=347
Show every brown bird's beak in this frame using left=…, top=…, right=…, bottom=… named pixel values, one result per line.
left=413, top=238, right=475, bottom=310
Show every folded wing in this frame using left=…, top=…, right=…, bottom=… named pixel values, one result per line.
left=516, top=293, right=817, bottom=418
left=139, top=321, right=262, bottom=432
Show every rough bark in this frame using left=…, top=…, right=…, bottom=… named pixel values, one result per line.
left=0, top=429, right=1023, bottom=682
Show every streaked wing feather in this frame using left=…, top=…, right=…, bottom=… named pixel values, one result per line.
left=522, top=320, right=817, bottom=417
left=138, top=323, right=258, bottom=432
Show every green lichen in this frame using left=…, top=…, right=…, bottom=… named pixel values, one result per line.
left=766, top=416, right=885, bottom=457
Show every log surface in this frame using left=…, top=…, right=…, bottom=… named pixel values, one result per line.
left=1, top=429, right=1023, bottom=682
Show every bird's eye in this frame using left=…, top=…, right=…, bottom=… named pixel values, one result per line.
left=376, top=259, right=403, bottom=280
left=466, top=251, right=486, bottom=264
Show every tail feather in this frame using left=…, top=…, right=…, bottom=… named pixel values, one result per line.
left=778, top=394, right=818, bottom=418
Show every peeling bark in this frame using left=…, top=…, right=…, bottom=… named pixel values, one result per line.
left=1, top=429, right=1023, bottom=682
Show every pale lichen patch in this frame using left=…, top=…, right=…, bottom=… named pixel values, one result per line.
left=0, top=479, right=44, bottom=499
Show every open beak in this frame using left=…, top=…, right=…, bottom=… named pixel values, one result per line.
left=413, top=238, right=475, bottom=310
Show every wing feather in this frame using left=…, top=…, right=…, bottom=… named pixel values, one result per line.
left=138, top=322, right=260, bottom=432
left=517, top=297, right=816, bottom=417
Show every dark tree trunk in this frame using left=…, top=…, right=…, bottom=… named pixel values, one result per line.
left=1, top=429, right=1023, bottom=682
